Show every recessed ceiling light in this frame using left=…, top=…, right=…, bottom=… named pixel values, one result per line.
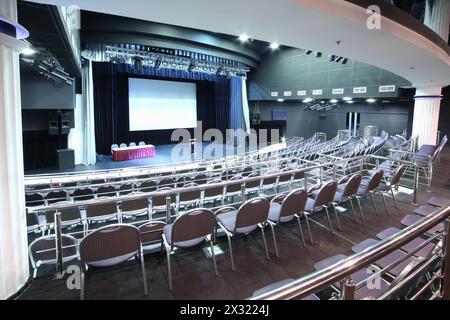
left=343, top=97, right=352, bottom=101
left=21, top=47, right=36, bottom=56
left=330, top=99, right=338, bottom=103
left=239, top=34, right=249, bottom=42
left=270, top=42, right=279, bottom=49
left=366, top=98, right=376, bottom=103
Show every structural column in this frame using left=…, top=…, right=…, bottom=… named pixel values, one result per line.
left=0, top=0, right=30, bottom=300
left=412, top=0, right=450, bottom=147
left=412, top=87, right=443, bottom=146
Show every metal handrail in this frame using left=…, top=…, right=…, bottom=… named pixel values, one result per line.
left=249, top=205, right=450, bottom=300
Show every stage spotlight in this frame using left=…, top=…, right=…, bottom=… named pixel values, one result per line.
left=329, top=55, right=336, bottom=62
left=303, top=98, right=313, bottom=103
left=335, top=56, right=343, bottom=63
left=133, top=56, right=143, bottom=70
left=342, top=58, right=348, bottom=64
left=188, top=62, right=195, bottom=72
left=270, top=42, right=279, bottom=49
left=315, top=52, right=322, bottom=58
left=154, top=58, right=161, bottom=69
left=305, top=50, right=313, bottom=55
left=239, top=34, right=249, bottom=42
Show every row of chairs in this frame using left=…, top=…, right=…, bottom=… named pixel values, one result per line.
left=111, top=141, right=146, bottom=150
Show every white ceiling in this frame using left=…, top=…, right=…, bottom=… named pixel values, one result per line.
left=26, top=0, right=450, bottom=87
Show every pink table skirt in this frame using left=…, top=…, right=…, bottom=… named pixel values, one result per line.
left=112, top=145, right=156, bottom=161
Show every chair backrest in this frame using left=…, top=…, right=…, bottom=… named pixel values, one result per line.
left=119, top=143, right=127, bottom=148
left=293, top=170, right=305, bottom=181
left=29, top=234, right=78, bottom=266
left=27, top=212, right=39, bottom=228
left=341, top=174, right=362, bottom=198
left=242, top=166, right=253, bottom=177
left=169, top=208, right=215, bottom=247
left=129, top=142, right=137, bottom=147
left=158, top=177, right=174, bottom=189
left=96, top=185, right=117, bottom=198
left=245, top=172, right=261, bottom=189
left=262, top=172, right=278, bottom=186
left=314, top=181, right=338, bottom=207
left=194, top=173, right=208, bottom=185
left=26, top=193, right=45, bottom=207
left=138, top=221, right=166, bottom=246
left=390, top=165, right=406, bottom=187
left=121, top=196, right=148, bottom=213
left=73, top=188, right=95, bottom=202
left=45, top=205, right=82, bottom=224
left=119, top=183, right=134, bottom=195
left=179, top=183, right=201, bottom=202
left=46, top=190, right=68, bottom=205
left=138, top=141, right=146, bottom=146
left=139, top=180, right=157, bottom=193
left=80, top=224, right=141, bottom=270
left=86, top=202, right=117, bottom=219
left=151, top=187, right=174, bottom=207
left=278, top=169, right=292, bottom=183
left=111, top=144, right=118, bottom=150
left=221, top=170, right=236, bottom=181
left=226, top=176, right=243, bottom=193
left=204, top=179, right=224, bottom=198
left=235, top=197, right=270, bottom=231
left=280, top=189, right=308, bottom=219
left=365, top=169, right=384, bottom=192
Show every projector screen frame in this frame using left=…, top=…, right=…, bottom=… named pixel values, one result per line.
left=127, top=76, right=199, bottom=132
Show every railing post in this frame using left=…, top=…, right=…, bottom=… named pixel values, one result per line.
left=413, top=165, right=419, bottom=205
left=441, top=217, right=450, bottom=300
left=54, top=210, right=64, bottom=279
left=342, top=278, right=356, bottom=300
left=241, top=183, right=246, bottom=200
left=165, top=196, right=171, bottom=223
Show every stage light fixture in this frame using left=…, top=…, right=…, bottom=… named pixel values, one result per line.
left=329, top=55, right=336, bottom=62
left=315, top=52, right=322, bottom=58
left=342, top=58, right=348, bottom=64
left=277, top=99, right=284, bottom=102
left=335, top=56, right=343, bottom=63
left=305, top=50, right=313, bottom=55
left=303, top=98, right=313, bottom=103
left=155, top=58, right=161, bottom=69
left=239, top=34, right=249, bottom=42
left=270, top=42, right=279, bottom=49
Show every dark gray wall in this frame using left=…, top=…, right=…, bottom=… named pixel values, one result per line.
left=248, top=48, right=411, bottom=101
left=21, top=71, right=75, bottom=110
left=254, top=100, right=412, bottom=139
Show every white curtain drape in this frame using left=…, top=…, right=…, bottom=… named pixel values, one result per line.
left=68, top=94, right=83, bottom=164
left=81, top=60, right=96, bottom=165
left=242, top=78, right=251, bottom=134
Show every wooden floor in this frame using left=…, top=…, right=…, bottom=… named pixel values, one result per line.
left=18, top=148, right=450, bottom=300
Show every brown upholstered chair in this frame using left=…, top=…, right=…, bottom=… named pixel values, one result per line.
left=333, top=173, right=362, bottom=224
left=46, top=190, right=68, bottom=205
left=138, top=220, right=166, bottom=250
left=120, top=194, right=150, bottom=221
left=79, top=224, right=147, bottom=299
left=96, top=185, right=117, bottom=198
left=176, top=183, right=201, bottom=214
left=85, top=202, right=118, bottom=234
left=374, top=165, right=407, bottom=215
left=162, top=208, right=217, bottom=290
left=203, top=179, right=225, bottom=207
left=215, top=197, right=271, bottom=271
left=28, top=234, right=78, bottom=278
left=268, top=189, right=309, bottom=255
left=356, top=169, right=384, bottom=220
left=304, top=181, right=338, bottom=242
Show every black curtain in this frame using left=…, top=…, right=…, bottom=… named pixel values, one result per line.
left=92, top=62, right=231, bottom=155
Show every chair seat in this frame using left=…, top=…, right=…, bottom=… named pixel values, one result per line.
left=163, top=224, right=206, bottom=248
left=427, top=197, right=449, bottom=208
left=374, top=250, right=416, bottom=277
left=314, top=254, right=347, bottom=270
left=376, top=181, right=390, bottom=192
left=334, top=190, right=349, bottom=203
left=87, top=252, right=138, bottom=268
left=414, top=205, right=437, bottom=217
left=376, top=227, right=435, bottom=258
left=401, top=214, right=444, bottom=236
left=376, top=227, right=401, bottom=239
left=217, top=209, right=260, bottom=234
left=268, top=202, right=296, bottom=223
left=304, top=197, right=323, bottom=213
left=352, top=239, right=379, bottom=253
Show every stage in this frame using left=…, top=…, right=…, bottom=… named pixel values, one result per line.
left=24, top=142, right=249, bottom=175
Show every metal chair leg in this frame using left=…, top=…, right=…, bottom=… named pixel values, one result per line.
left=268, top=223, right=279, bottom=258
left=381, top=193, right=390, bottom=216
left=356, top=197, right=366, bottom=223
left=260, top=226, right=270, bottom=260
left=349, top=199, right=358, bottom=223
left=324, top=207, right=334, bottom=233
left=80, top=271, right=85, bottom=300
left=304, top=214, right=313, bottom=244
left=166, top=248, right=173, bottom=290
left=369, top=193, right=380, bottom=216
left=210, top=240, right=219, bottom=276
left=226, top=233, right=235, bottom=272
left=296, top=215, right=306, bottom=247
left=140, top=251, right=148, bottom=296
left=390, top=188, right=398, bottom=208
left=332, top=204, right=342, bottom=231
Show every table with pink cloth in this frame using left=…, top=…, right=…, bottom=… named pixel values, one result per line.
left=112, top=145, right=156, bottom=161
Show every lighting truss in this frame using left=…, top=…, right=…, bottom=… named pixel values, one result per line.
left=103, top=44, right=250, bottom=77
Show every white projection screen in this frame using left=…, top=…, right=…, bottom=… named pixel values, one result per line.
left=128, top=78, right=197, bottom=131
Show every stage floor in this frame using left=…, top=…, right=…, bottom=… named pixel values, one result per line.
left=25, top=143, right=248, bottom=175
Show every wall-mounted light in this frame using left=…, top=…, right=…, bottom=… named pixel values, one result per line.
left=330, top=99, right=338, bottom=103
left=366, top=98, right=376, bottom=103
left=239, top=34, right=249, bottom=42
left=270, top=42, right=280, bottom=49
